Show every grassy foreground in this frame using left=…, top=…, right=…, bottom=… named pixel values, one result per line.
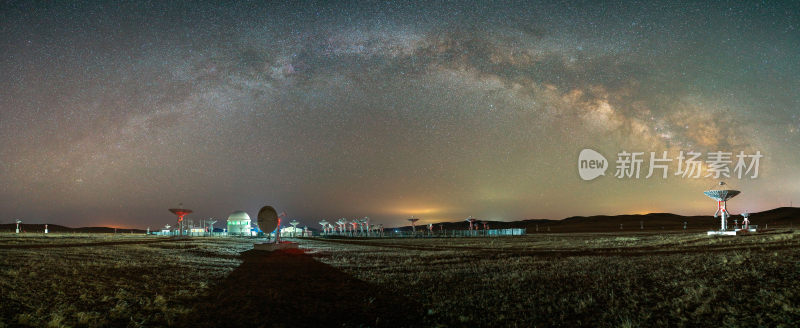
left=0, top=231, right=798, bottom=327
left=306, top=231, right=800, bottom=327
left=0, top=234, right=252, bottom=327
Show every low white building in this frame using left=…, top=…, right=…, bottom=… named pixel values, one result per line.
left=227, top=211, right=252, bottom=235
left=280, top=226, right=301, bottom=237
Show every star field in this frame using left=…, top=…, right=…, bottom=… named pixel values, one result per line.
left=1, top=1, right=799, bottom=228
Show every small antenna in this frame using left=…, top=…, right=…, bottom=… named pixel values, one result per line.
left=319, top=220, right=329, bottom=235
left=337, top=218, right=347, bottom=235
left=207, top=218, right=217, bottom=234
left=408, top=217, right=420, bottom=235
left=358, top=217, right=369, bottom=236
left=289, top=220, right=300, bottom=237
left=465, top=216, right=477, bottom=235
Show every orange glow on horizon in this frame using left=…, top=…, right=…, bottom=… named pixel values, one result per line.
left=92, top=222, right=138, bottom=229
left=387, top=206, right=444, bottom=216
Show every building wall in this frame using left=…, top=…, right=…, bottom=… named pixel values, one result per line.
left=227, top=220, right=251, bottom=235
left=280, top=226, right=303, bottom=237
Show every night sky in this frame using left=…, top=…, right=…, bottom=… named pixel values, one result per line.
left=2, top=1, right=799, bottom=229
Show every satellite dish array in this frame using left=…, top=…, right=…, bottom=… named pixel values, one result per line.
left=314, top=217, right=382, bottom=237
left=160, top=206, right=507, bottom=239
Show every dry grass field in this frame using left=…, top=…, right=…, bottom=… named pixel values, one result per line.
left=1, top=231, right=799, bottom=327
left=0, top=235, right=252, bottom=327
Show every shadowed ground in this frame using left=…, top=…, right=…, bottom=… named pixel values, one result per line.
left=182, top=248, right=425, bottom=328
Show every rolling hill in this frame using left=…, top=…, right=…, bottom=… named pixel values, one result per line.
left=0, top=223, right=146, bottom=234
left=396, top=207, right=800, bottom=233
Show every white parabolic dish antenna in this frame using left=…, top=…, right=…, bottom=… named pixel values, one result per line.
left=703, top=181, right=740, bottom=201
left=257, top=206, right=279, bottom=233
left=702, top=181, right=741, bottom=233
left=702, top=189, right=740, bottom=201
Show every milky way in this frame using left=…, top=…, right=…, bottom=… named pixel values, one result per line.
left=1, top=1, right=799, bottom=228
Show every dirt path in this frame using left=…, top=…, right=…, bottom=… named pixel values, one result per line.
left=183, top=248, right=425, bottom=328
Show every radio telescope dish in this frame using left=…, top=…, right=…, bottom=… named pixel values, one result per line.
left=257, top=206, right=279, bottom=233
left=168, top=205, right=192, bottom=236
left=703, top=181, right=740, bottom=201
left=703, top=189, right=740, bottom=201
left=703, top=181, right=742, bottom=233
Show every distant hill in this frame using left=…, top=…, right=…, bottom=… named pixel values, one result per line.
left=393, top=207, right=800, bottom=233
left=0, top=223, right=146, bottom=234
